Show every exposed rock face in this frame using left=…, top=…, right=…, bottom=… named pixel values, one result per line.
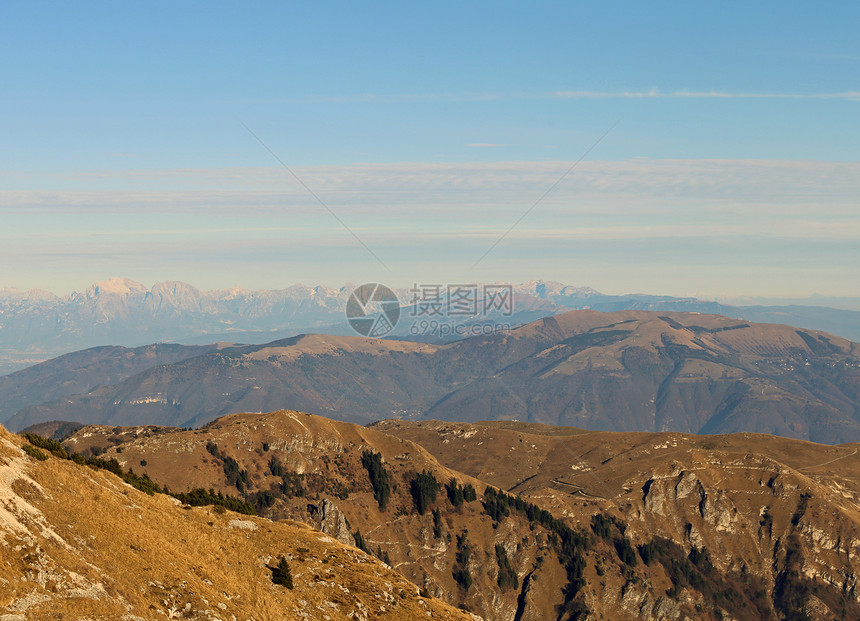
left=307, top=499, right=355, bottom=546
left=378, top=417, right=860, bottom=620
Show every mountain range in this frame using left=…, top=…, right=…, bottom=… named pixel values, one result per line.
left=6, top=310, right=860, bottom=443
left=31, top=408, right=860, bottom=620
left=3, top=277, right=860, bottom=376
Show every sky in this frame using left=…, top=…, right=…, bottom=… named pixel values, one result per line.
left=1, top=1, right=858, bottom=299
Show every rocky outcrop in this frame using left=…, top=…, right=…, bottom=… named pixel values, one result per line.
left=306, top=499, right=355, bottom=547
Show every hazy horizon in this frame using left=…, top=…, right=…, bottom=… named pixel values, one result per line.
left=5, top=275, right=860, bottom=314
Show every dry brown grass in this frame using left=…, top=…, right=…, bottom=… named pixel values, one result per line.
left=0, top=424, right=475, bottom=620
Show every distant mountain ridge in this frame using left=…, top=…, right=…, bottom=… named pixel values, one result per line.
left=7, top=310, right=860, bottom=444
left=0, top=342, right=223, bottom=423
left=3, top=277, right=860, bottom=376
left=0, top=277, right=350, bottom=366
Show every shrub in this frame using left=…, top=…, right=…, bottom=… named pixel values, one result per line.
left=453, top=567, right=473, bottom=590
left=445, top=479, right=478, bottom=506
left=222, top=456, right=250, bottom=492
left=640, top=536, right=773, bottom=620
left=23, top=433, right=69, bottom=459
left=482, top=486, right=590, bottom=611
left=21, top=433, right=258, bottom=514
left=172, top=488, right=255, bottom=515
left=375, top=546, right=391, bottom=565
left=591, top=513, right=612, bottom=539
left=249, top=490, right=277, bottom=512
left=791, top=493, right=811, bottom=527
left=481, top=487, right=510, bottom=523
left=122, top=469, right=163, bottom=496
left=638, top=541, right=657, bottom=565
left=446, top=478, right=465, bottom=506
left=269, top=456, right=285, bottom=477
left=279, top=472, right=305, bottom=498
left=22, top=444, right=48, bottom=461
left=615, top=537, right=638, bottom=567
left=463, top=483, right=477, bottom=502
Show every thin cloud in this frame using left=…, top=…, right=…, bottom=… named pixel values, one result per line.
left=551, top=89, right=860, bottom=101
left=3, top=160, right=859, bottom=231
left=246, top=92, right=506, bottom=105
left=241, top=89, right=860, bottom=105
left=466, top=143, right=507, bottom=148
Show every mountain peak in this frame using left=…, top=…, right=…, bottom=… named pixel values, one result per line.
left=0, top=287, right=59, bottom=302
left=85, top=277, right=148, bottom=298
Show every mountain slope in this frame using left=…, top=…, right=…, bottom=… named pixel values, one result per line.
left=60, top=410, right=860, bottom=621
left=8, top=335, right=443, bottom=430
left=62, top=410, right=525, bottom=619
left=423, top=311, right=860, bottom=443
left=0, top=342, right=222, bottom=424
left=10, top=310, right=860, bottom=443
left=375, top=418, right=860, bottom=620
left=525, top=281, right=860, bottom=343
left=0, top=423, right=474, bottom=620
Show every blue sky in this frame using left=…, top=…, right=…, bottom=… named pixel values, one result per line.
left=1, top=1, right=858, bottom=298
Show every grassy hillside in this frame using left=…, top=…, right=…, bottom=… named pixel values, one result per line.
left=60, top=410, right=860, bottom=620
left=0, top=423, right=474, bottom=620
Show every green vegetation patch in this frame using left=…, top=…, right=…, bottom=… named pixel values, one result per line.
left=409, top=470, right=440, bottom=515
left=361, top=450, right=392, bottom=510
left=22, top=444, right=48, bottom=461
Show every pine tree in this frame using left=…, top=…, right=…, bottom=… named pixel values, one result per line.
left=432, top=508, right=443, bottom=538
left=270, top=557, right=293, bottom=589
left=409, top=470, right=440, bottom=515
left=361, top=450, right=392, bottom=510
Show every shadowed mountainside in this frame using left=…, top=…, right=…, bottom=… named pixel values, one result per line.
left=0, top=342, right=223, bottom=423
left=8, top=310, right=860, bottom=443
